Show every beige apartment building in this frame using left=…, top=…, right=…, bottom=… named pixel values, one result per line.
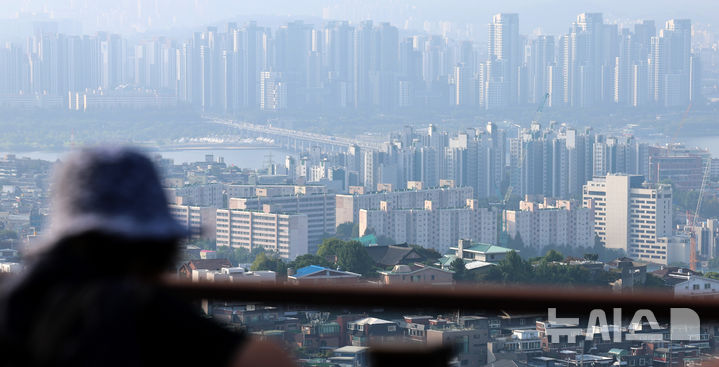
left=503, top=197, right=594, bottom=249
left=359, top=199, right=497, bottom=254
left=216, top=205, right=308, bottom=259
left=583, top=174, right=672, bottom=263
left=336, top=186, right=474, bottom=226
left=229, top=189, right=334, bottom=254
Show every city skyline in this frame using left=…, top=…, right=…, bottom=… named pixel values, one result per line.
left=1, top=0, right=718, bottom=42
left=0, top=11, right=711, bottom=114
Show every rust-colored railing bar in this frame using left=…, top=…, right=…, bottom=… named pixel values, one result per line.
left=162, top=279, right=719, bottom=319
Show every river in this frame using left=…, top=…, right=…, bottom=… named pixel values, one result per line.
left=1, top=146, right=292, bottom=170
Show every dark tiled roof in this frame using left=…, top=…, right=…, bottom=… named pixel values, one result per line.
left=187, top=258, right=232, bottom=270
left=365, top=245, right=425, bottom=266
left=651, top=267, right=699, bottom=278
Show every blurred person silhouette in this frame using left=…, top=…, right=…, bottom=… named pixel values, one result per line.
left=0, top=147, right=294, bottom=367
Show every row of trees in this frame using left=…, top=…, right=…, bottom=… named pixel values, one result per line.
left=505, top=233, right=625, bottom=262
left=450, top=250, right=618, bottom=287
left=249, top=238, right=378, bottom=277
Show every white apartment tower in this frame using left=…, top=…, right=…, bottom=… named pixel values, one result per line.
left=583, top=174, right=672, bottom=263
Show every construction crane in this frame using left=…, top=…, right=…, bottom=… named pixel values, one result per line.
left=689, top=158, right=711, bottom=270
left=536, top=92, right=550, bottom=115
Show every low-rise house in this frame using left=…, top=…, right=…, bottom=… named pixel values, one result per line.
left=301, top=322, right=341, bottom=352
left=347, top=317, right=399, bottom=346
left=607, top=348, right=651, bottom=367
left=488, top=329, right=542, bottom=364
left=378, top=263, right=453, bottom=286
left=672, top=275, right=719, bottom=298
left=211, top=303, right=301, bottom=340
left=651, top=266, right=701, bottom=288
left=398, top=315, right=433, bottom=344
left=288, top=265, right=362, bottom=285
left=330, top=346, right=369, bottom=367
left=530, top=352, right=614, bottom=367
left=178, top=258, right=232, bottom=279
left=190, top=267, right=277, bottom=283
left=449, top=239, right=515, bottom=264
left=652, top=344, right=701, bottom=367
left=607, top=257, right=648, bottom=292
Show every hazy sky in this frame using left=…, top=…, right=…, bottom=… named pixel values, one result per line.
left=2, top=0, right=717, bottom=39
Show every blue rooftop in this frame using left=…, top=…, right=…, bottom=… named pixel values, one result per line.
left=294, top=265, right=329, bottom=278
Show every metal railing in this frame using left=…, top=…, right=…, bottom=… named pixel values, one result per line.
left=162, top=279, right=719, bottom=319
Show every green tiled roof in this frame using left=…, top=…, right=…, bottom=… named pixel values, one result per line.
left=464, top=243, right=514, bottom=254
left=353, top=234, right=377, bottom=246
left=439, top=255, right=457, bottom=266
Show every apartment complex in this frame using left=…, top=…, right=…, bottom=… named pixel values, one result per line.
left=229, top=190, right=335, bottom=254
left=169, top=204, right=217, bottom=240
left=583, top=174, right=672, bottom=263
left=336, top=186, right=474, bottom=226
left=167, top=183, right=224, bottom=207
left=358, top=199, right=497, bottom=254
left=504, top=197, right=594, bottom=249
left=216, top=205, right=308, bottom=259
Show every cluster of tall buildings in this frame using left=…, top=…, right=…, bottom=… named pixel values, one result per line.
left=0, top=13, right=703, bottom=111
left=297, top=121, right=707, bottom=204
left=482, top=14, right=701, bottom=108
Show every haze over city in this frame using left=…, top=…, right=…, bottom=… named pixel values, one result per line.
left=2, top=0, right=719, bottom=40
left=3, top=1, right=719, bottom=366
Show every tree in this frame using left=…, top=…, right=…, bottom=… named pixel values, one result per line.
left=215, top=246, right=264, bottom=267
left=495, top=251, right=534, bottom=283
left=449, top=258, right=466, bottom=281
left=251, top=252, right=287, bottom=277
left=583, top=253, right=599, bottom=261
left=336, top=241, right=376, bottom=277
left=543, top=249, right=564, bottom=263
left=317, top=238, right=347, bottom=258
left=642, top=274, right=667, bottom=289
left=316, top=238, right=375, bottom=277
left=507, top=233, right=525, bottom=251
left=336, top=222, right=355, bottom=240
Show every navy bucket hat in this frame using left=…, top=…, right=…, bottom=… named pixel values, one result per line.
left=42, top=146, right=188, bottom=249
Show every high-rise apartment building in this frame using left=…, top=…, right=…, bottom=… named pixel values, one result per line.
left=359, top=199, right=498, bottom=254
left=335, top=186, right=474, bottom=226
left=486, top=13, right=520, bottom=108
left=229, top=191, right=335, bottom=254
left=504, top=197, right=594, bottom=249
left=169, top=204, right=217, bottom=240
left=216, top=205, right=308, bottom=259
left=583, top=174, right=672, bottom=263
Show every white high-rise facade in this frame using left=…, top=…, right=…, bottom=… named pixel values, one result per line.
left=486, top=13, right=520, bottom=109
left=583, top=174, right=672, bottom=263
